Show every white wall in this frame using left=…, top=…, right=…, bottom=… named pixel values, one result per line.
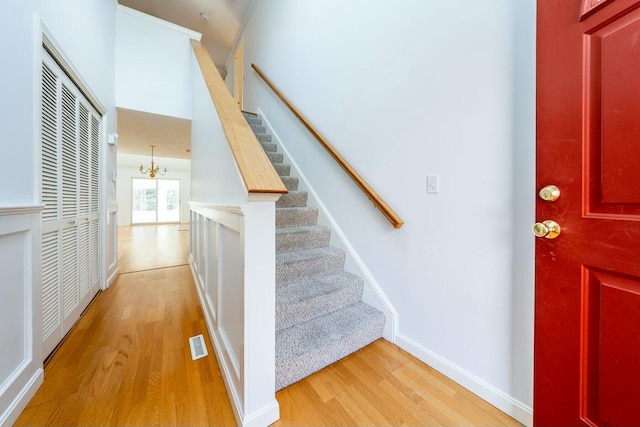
left=0, top=0, right=117, bottom=424
left=191, top=54, right=247, bottom=204
left=115, top=6, right=200, bottom=119
left=116, top=153, right=191, bottom=226
left=241, top=0, right=535, bottom=423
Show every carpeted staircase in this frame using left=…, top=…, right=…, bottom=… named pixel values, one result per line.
left=243, top=112, right=385, bottom=391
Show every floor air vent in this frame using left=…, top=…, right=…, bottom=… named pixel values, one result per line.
left=189, top=334, right=208, bottom=360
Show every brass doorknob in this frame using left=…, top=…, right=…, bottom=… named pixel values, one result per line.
left=533, top=220, right=561, bottom=239
left=539, top=185, right=560, bottom=201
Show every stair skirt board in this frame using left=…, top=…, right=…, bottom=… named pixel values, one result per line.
left=243, top=111, right=389, bottom=390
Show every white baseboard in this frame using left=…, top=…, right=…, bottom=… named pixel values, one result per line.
left=242, top=400, right=281, bottom=427
left=0, top=368, right=43, bottom=427
left=107, top=266, right=119, bottom=287
left=395, top=334, right=533, bottom=427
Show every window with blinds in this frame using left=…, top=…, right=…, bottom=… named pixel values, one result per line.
left=40, top=47, right=102, bottom=359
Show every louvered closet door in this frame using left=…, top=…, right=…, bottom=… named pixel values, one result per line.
left=41, top=48, right=101, bottom=359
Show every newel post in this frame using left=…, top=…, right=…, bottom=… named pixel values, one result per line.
left=241, top=196, right=280, bottom=426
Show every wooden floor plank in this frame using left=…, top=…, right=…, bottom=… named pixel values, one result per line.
left=16, top=225, right=523, bottom=426
left=117, top=224, right=189, bottom=273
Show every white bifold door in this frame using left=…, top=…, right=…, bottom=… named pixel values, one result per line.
left=40, top=47, right=102, bottom=359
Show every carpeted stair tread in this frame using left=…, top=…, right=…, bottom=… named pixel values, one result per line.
left=280, top=176, right=299, bottom=191
left=276, top=225, right=331, bottom=254
left=276, top=247, right=345, bottom=286
left=276, top=207, right=318, bottom=227
left=275, top=302, right=385, bottom=390
left=276, top=191, right=308, bottom=208
left=276, top=272, right=364, bottom=331
left=257, top=134, right=272, bottom=143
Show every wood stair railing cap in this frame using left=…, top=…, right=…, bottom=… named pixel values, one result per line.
left=191, top=41, right=287, bottom=195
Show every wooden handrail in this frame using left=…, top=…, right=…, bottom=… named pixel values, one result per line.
left=251, top=63, right=404, bottom=229
left=191, top=41, right=286, bottom=195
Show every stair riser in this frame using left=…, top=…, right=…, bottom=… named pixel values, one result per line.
left=267, top=152, right=284, bottom=163
left=276, top=192, right=308, bottom=208
left=261, top=142, right=277, bottom=152
left=280, top=177, right=299, bottom=191
left=276, top=208, right=318, bottom=227
left=257, top=134, right=272, bottom=142
left=276, top=251, right=345, bottom=287
left=251, top=125, right=266, bottom=133
left=276, top=281, right=363, bottom=331
left=274, top=164, right=291, bottom=176
left=276, top=228, right=330, bottom=254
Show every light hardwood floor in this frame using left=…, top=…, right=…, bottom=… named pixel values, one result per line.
left=117, top=224, right=189, bottom=273
left=16, top=225, right=522, bottom=426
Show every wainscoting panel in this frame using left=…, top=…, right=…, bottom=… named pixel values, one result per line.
left=218, top=224, right=244, bottom=384
left=205, top=220, right=219, bottom=325
left=197, top=214, right=205, bottom=287
left=0, top=231, right=27, bottom=382
left=0, top=207, right=44, bottom=426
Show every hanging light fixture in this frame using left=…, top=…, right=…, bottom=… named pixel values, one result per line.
left=139, top=145, right=166, bottom=178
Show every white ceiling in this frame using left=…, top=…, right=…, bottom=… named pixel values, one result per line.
left=116, top=0, right=254, bottom=162
left=117, top=108, right=192, bottom=159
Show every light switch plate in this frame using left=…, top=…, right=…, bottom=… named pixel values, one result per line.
left=427, top=175, right=439, bottom=194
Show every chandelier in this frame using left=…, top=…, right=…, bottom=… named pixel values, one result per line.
left=139, top=145, right=166, bottom=178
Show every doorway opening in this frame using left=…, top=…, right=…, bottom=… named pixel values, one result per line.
left=131, top=178, right=180, bottom=224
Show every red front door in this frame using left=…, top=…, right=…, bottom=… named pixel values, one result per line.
left=536, top=0, right=640, bottom=425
